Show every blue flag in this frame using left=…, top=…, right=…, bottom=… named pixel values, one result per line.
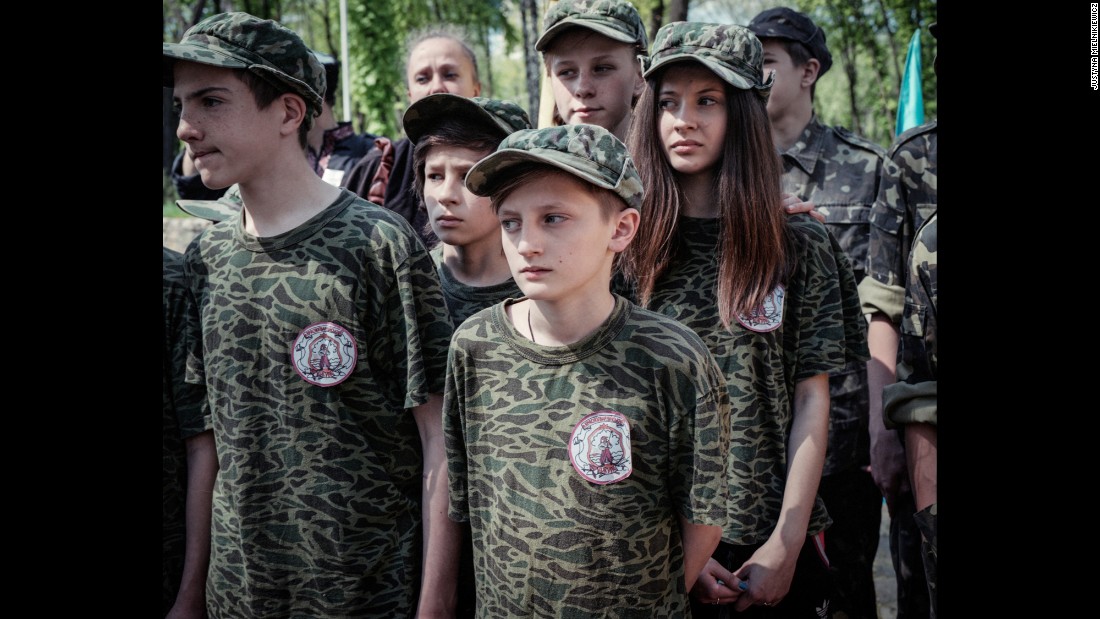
left=895, top=30, right=924, bottom=136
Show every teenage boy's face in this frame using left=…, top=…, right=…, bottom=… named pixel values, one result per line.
left=497, top=170, right=625, bottom=304
left=657, top=63, right=728, bottom=180
left=174, top=61, right=283, bottom=190
left=423, top=145, right=498, bottom=249
left=406, top=38, right=482, bottom=103
left=545, top=29, right=644, bottom=140
left=760, top=40, right=804, bottom=122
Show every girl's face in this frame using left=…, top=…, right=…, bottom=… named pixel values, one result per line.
left=657, top=63, right=728, bottom=180
left=423, top=145, right=499, bottom=248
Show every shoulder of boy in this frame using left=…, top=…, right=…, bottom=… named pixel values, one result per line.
left=888, top=119, right=937, bottom=158
left=829, top=125, right=887, bottom=159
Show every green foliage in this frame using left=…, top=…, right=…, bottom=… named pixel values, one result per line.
left=797, top=0, right=937, bottom=148
left=346, top=0, right=520, bottom=137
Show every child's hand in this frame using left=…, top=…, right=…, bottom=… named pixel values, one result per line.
left=781, top=193, right=824, bottom=223
left=731, top=539, right=796, bottom=611
left=690, top=557, right=745, bottom=606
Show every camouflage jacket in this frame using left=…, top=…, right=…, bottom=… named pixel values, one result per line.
left=859, top=120, right=938, bottom=323
left=884, top=212, right=937, bottom=428
left=779, top=113, right=886, bottom=286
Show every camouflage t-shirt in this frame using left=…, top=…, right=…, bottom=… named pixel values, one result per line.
left=860, top=120, right=938, bottom=323
left=162, top=246, right=209, bottom=612
left=648, top=215, right=866, bottom=545
left=183, top=189, right=454, bottom=618
left=444, top=294, right=731, bottom=618
left=430, top=244, right=522, bottom=327
left=778, top=115, right=882, bottom=474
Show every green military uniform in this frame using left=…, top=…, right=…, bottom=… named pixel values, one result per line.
left=860, top=119, right=937, bottom=619
left=859, top=120, right=938, bottom=321
left=183, top=191, right=453, bottom=618
left=650, top=214, right=867, bottom=545
left=162, top=246, right=210, bottom=613
left=429, top=245, right=522, bottom=327
left=444, top=295, right=731, bottom=618
left=883, top=212, right=937, bottom=617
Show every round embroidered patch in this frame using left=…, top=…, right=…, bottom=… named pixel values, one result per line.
left=291, top=322, right=358, bottom=387
left=736, top=285, right=785, bottom=332
left=569, top=410, right=632, bottom=485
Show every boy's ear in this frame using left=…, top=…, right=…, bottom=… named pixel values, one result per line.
left=278, top=93, right=308, bottom=137
left=800, top=58, right=821, bottom=89
left=608, top=207, right=640, bottom=253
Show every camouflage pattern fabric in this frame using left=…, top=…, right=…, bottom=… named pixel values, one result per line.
left=647, top=214, right=868, bottom=545
left=183, top=190, right=454, bottom=618
left=177, top=184, right=244, bottom=223
left=899, top=212, right=937, bottom=388
left=466, top=124, right=644, bottom=212
left=536, top=0, right=649, bottom=52
left=883, top=212, right=937, bottom=428
left=403, top=94, right=532, bottom=145
left=859, top=120, right=937, bottom=323
left=162, top=246, right=210, bottom=613
left=645, top=22, right=774, bottom=96
left=163, top=11, right=325, bottom=127
left=429, top=245, right=522, bottom=327
left=914, top=502, right=937, bottom=617
left=444, top=294, right=731, bottom=617
left=777, top=113, right=883, bottom=476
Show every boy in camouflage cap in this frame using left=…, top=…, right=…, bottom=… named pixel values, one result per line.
left=443, top=123, right=731, bottom=616
left=164, top=11, right=457, bottom=618
left=536, top=0, right=648, bottom=140
left=403, top=93, right=532, bottom=618
left=627, top=20, right=867, bottom=619
left=747, top=8, right=889, bottom=619
left=405, top=93, right=532, bottom=325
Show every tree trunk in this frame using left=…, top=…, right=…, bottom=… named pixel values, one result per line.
left=669, top=0, right=688, bottom=23
left=521, top=0, right=541, bottom=122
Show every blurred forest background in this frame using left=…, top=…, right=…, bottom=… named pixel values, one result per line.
left=162, top=0, right=937, bottom=206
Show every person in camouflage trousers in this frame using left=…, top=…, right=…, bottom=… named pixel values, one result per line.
left=624, top=21, right=868, bottom=618
left=859, top=21, right=938, bottom=619
left=883, top=212, right=937, bottom=618
left=748, top=8, right=887, bottom=618
left=445, top=123, right=731, bottom=617
left=164, top=12, right=456, bottom=617
left=163, top=245, right=215, bottom=618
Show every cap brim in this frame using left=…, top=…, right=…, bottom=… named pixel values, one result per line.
left=644, top=55, right=765, bottom=92
left=536, top=20, right=638, bottom=52
left=466, top=147, right=616, bottom=197
left=403, top=94, right=510, bottom=143
left=176, top=198, right=242, bottom=223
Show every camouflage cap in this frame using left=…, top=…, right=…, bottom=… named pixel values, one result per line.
left=748, top=7, right=833, bottom=77
left=646, top=22, right=774, bottom=97
left=163, top=12, right=325, bottom=126
left=536, top=0, right=648, bottom=54
left=402, top=94, right=533, bottom=144
left=466, top=124, right=643, bottom=211
left=176, top=184, right=243, bottom=223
